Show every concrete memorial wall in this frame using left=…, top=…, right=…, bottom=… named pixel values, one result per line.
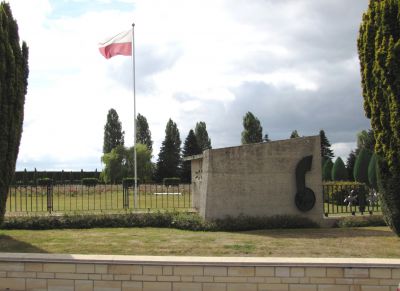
left=189, top=136, right=324, bottom=224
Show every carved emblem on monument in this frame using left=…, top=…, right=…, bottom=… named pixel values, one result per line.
left=294, top=155, right=316, bottom=212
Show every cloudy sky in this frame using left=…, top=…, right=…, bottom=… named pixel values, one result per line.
left=9, top=0, right=371, bottom=171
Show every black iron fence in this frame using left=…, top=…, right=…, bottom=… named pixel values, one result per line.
left=6, top=183, right=192, bottom=214
left=323, top=183, right=381, bottom=216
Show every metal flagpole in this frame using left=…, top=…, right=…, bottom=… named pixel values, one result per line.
left=132, top=23, right=138, bottom=208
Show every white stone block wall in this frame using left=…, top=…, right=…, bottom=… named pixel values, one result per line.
left=0, top=253, right=399, bottom=290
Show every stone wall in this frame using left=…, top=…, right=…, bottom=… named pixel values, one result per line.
left=190, top=136, right=323, bottom=223
left=0, top=253, right=399, bottom=290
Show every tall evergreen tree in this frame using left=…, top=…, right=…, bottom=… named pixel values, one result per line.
left=353, top=148, right=372, bottom=185
left=136, top=113, right=153, bottom=152
left=103, top=108, right=124, bottom=153
left=358, top=0, right=400, bottom=234
left=241, top=112, right=263, bottom=144
left=0, top=2, right=29, bottom=224
left=290, top=130, right=300, bottom=139
left=346, top=150, right=357, bottom=181
left=322, top=159, right=333, bottom=181
left=155, top=119, right=182, bottom=181
left=181, top=130, right=201, bottom=183
left=368, top=153, right=378, bottom=190
left=332, top=157, right=347, bottom=181
left=319, top=130, right=334, bottom=160
left=194, top=121, right=212, bottom=151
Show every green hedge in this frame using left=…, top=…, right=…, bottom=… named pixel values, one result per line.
left=335, top=215, right=386, bottom=228
left=0, top=212, right=319, bottom=231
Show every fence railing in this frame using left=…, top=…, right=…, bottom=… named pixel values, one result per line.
left=6, top=183, right=192, bottom=214
left=322, top=183, right=381, bottom=217
left=7, top=181, right=380, bottom=217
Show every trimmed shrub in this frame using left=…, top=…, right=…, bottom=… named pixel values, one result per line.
left=212, top=215, right=319, bottom=231
left=0, top=212, right=319, bottom=231
left=331, top=157, right=347, bottom=181
left=353, top=148, right=372, bottom=185
left=368, top=153, right=378, bottom=190
left=163, top=177, right=180, bottom=187
left=336, top=215, right=386, bottom=228
left=322, top=159, right=333, bottom=181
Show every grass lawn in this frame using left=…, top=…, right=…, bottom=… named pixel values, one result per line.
left=0, top=226, right=399, bottom=258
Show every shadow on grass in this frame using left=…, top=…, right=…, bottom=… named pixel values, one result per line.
left=235, top=227, right=396, bottom=239
left=0, top=234, right=47, bottom=253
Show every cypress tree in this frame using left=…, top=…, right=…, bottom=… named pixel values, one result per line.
left=194, top=121, right=212, bottom=151
left=241, top=112, right=263, bottom=144
left=290, top=130, right=300, bottom=139
left=155, top=119, right=182, bottom=181
left=332, top=157, right=347, bottom=181
left=319, top=130, right=334, bottom=160
left=368, top=153, right=378, bottom=190
left=358, top=0, right=400, bottom=234
left=322, top=159, right=333, bottom=181
left=136, top=113, right=153, bottom=152
left=346, top=150, right=357, bottom=181
left=103, top=108, right=124, bottom=153
left=0, top=2, right=29, bottom=224
left=353, top=148, right=372, bottom=185
left=181, top=130, right=201, bottom=183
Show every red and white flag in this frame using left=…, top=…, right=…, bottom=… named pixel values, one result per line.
left=98, top=29, right=132, bottom=59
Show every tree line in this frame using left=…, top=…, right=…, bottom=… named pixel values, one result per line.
left=101, top=109, right=211, bottom=183
left=103, top=109, right=340, bottom=184
left=322, top=129, right=378, bottom=190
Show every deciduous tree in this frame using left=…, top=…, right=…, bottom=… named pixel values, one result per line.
left=241, top=112, right=263, bottom=144
left=0, top=2, right=29, bottom=224
left=101, top=144, right=153, bottom=184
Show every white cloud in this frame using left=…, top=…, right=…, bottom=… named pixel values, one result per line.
left=8, top=0, right=370, bottom=171
left=331, top=142, right=357, bottom=162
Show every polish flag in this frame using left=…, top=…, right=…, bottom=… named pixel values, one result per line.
left=98, top=29, right=132, bottom=59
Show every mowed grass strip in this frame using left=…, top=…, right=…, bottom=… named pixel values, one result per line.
left=0, top=226, right=399, bottom=258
